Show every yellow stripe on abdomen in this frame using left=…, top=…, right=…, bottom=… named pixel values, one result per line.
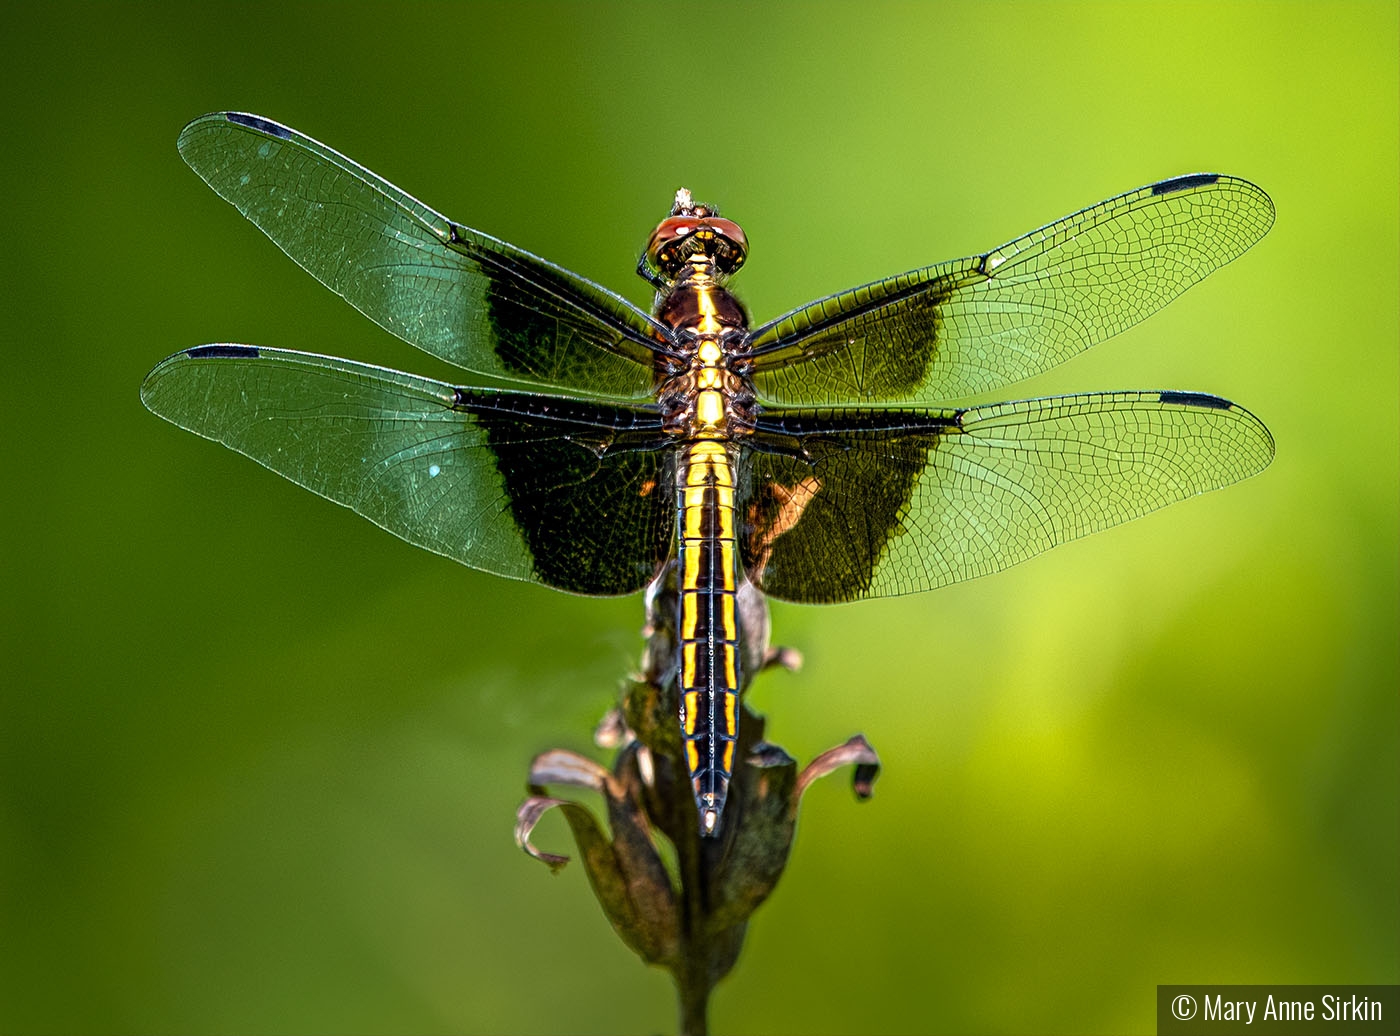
left=675, top=440, right=743, bottom=836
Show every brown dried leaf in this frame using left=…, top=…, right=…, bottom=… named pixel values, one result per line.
left=795, top=734, right=881, bottom=802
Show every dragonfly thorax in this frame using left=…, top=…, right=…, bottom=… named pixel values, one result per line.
left=654, top=261, right=755, bottom=437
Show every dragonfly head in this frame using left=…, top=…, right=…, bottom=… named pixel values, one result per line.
left=641, top=187, right=748, bottom=285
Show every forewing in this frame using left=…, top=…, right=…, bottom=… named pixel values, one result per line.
left=742, top=391, right=1273, bottom=603
left=747, top=175, right=1274, bottom=405
left=141, top=346, right=674, bottom=595
left=177, top=113, right=669, bottom=397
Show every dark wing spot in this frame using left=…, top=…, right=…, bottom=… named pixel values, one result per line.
left=454, top=392, right=673, bottom=595
left=186, top=345, right=260, bottom=359
left=1159, top=390, right=1233, bottom=410
left=225, top=113, right=293, bottom=139
left=1152, top=173, right=1220, bottom=196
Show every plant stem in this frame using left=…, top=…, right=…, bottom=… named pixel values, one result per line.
left=676, top=964, right=709, bottom=1036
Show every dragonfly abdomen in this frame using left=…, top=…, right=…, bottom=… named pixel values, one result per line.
left=675, top=440, right=742, bottom=836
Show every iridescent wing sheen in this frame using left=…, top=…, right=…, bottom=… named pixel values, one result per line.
left=178, top=113, right=671, bottom=397
left=141, top=345, right=674, bottom=595
left=740, top=390, right=1273, bottom=603
left=745, top=175, right=1273, bottom=406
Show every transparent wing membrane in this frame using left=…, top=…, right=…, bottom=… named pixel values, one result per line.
left=141, top=345, right=673, bottom=594
left=177, top=113, right=669, bottom=397
left=747, top=175, right=1273, bottom=405
left=743, top=391, right=1274, bottom=603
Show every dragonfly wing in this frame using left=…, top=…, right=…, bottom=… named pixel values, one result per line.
left=747, top=175, right=1273, bottom=405
left=178, top=113, right=670, bottom=397
left=141, top=345, right=674, bottom=595
left=741, top=391, right=1273, bottom=602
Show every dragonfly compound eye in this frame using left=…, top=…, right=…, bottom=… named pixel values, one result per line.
left=645, top=215, right=749, bottom=278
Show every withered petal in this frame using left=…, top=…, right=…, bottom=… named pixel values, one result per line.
left=514, top=795, right=648, bottom=939
left=528, top=747, right=613, bottom=794
left=795, top=733, right=881, bottom=802
left=762, top=645, right=804, bottom=672
left=514, top=795, right=601, bottom=873
left=748, top=741, right=796, bottom=770
left=593, top=707, right=631, bottom=750
left=517, top=761, right=680, bottom=964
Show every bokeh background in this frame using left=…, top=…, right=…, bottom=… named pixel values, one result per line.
left=2, top=3, right=1395, bottom=1033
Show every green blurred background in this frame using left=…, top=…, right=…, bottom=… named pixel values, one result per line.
left=2, top=3, right=1395, bottom=1033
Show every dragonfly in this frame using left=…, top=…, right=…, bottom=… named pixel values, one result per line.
left=142, top=112, right=1274, bottom=836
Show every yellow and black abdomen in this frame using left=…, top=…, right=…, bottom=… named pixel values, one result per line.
left=675, top=439, right=742, bottom=835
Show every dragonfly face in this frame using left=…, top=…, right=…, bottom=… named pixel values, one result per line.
left=642, top=189, right=749, bottom=286
left=143, top=112, right=1275, bottom=836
